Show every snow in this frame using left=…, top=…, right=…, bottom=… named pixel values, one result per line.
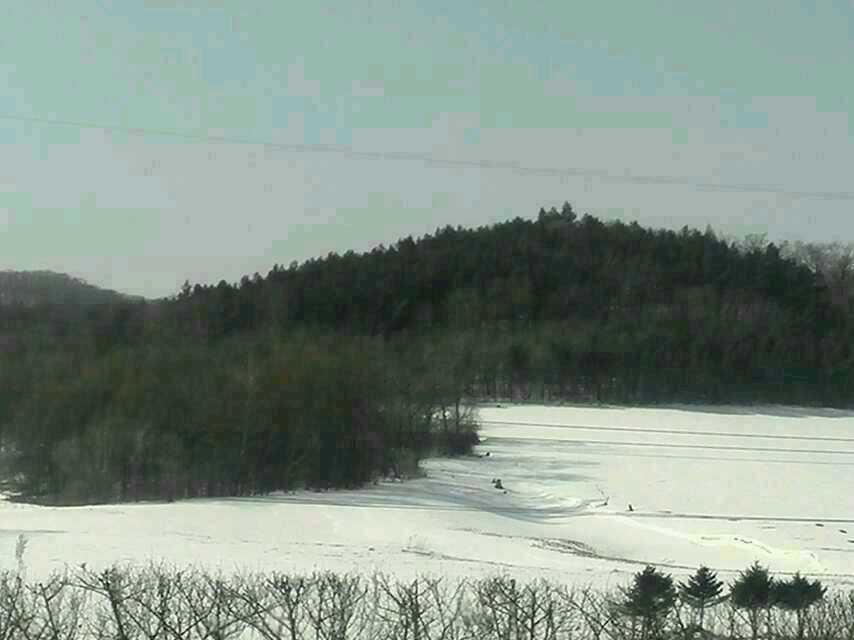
left=3, top=403, right=854, bottom=589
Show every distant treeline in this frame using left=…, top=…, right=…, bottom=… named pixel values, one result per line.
left=1, top=205, right=853, bottom=503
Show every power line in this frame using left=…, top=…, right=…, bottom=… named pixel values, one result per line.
left=3, top=111, right=854, bottom=201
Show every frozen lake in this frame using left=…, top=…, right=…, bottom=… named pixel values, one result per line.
left=4, top=403, right=854, bottom=588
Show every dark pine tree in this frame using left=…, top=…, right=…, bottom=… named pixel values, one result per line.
left=772, top=572, right=826, bottom=639
left=679, top=566, right=724, bottom=634
left=621, top=566, right=678, bottom=640
left=730, top=562, right=774, bottom=640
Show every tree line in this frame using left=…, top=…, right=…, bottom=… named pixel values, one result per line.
left=0, top=330, right=477, bottom=503
left=0, top=559, right=841, bottom=640
left=1, top=204, right=853, bottom=502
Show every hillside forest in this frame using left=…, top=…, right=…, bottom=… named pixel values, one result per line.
left=1, top=204, right=853, bottom=504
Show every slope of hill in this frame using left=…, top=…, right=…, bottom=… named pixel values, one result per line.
left=0, top=270, right=139, bottom=307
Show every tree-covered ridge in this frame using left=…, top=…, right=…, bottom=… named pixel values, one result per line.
left=167, top=204, right=854, bottom=405
left=0, top=270, right=138, bottom=307
left=197, top=206, right=825, bottom=335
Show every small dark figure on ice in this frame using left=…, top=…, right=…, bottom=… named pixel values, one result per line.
left=492, top=478, right=504, bottom=490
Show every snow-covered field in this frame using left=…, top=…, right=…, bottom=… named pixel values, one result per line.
left=4, top=403, right=854, bottom=588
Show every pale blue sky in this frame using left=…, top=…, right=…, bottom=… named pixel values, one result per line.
left=1, top=1, right=852, bottom=297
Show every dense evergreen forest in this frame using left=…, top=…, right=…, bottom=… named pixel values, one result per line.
left=1, top=204, right=852, bottom=504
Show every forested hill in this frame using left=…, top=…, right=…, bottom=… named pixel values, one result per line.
left=169, top=204, right=852, bottom=405
left=0, top=270, right=137, bottom=307
left=2, top=205, right=853, bottom=504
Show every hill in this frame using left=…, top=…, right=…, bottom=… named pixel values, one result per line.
left=1, top=205, right=852, bottom=504
left=167, top=204, right=853, bottom=405
left=0, top=270, right=139, bottom=307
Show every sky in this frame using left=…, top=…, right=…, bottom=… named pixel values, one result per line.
left=1, top=1, right=852, bottom=298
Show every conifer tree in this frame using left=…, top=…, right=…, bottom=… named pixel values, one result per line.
left=621, top=566, right=677, bottom=640
left=730, top=562, right=774, bottom=640
left=772, top=572, right=825, bottom=639
left=679, top=566, right=725, bottom=634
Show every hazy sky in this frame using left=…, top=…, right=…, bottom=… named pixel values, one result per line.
left=1, top=2, right=852, bottom=298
